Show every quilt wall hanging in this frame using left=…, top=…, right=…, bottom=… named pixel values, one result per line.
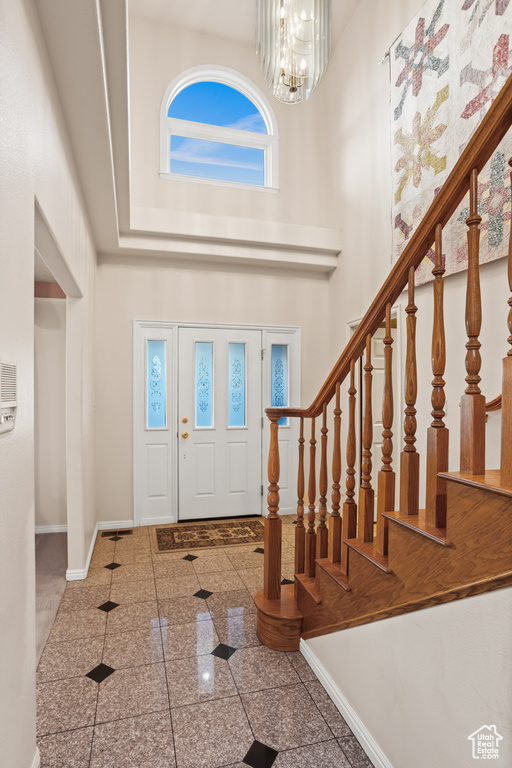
left=391, top=0, right=512, bottom=285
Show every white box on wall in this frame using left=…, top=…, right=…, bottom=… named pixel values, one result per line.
left=0, top=359, right=17, bottom=434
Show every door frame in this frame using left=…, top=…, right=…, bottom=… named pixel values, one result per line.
left=133, top=320, right=301, bottom=526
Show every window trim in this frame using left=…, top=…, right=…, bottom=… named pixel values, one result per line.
left=159, top=65, right=279, bottom=190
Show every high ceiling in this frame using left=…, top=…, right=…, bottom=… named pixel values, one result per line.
left=128, top=0, right=360, bottom=46
left=33, top=0, right=344, bottom=271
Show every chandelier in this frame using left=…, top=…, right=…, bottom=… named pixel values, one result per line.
left=257, top=0, right=332, bottom=104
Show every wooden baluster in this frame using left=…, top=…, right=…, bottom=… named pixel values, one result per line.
left=501, top=159, right=512, bottom=485
left=305, top=418, right=317, bottom=578
left=316, top=404, right=329, bottom=559
left=425, top=224, right=449, bottom=527
left=358, top=336, right=374, bottom=542
left=295, top=417, right=306, bottom=574
left=460, top=167, right=485, bottom=475
left=400, top=266, right=420, bottom=515
left=264, top=414, right=282, bottom=600
left=328, top=383, right=342, bottom=563
left=341, top=361, right=357, bottom=573
left=375, top=304, right=395, bottom=555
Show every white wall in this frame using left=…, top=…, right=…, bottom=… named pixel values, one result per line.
left=306, top=587, right=512, bottom=768
left=34, top=297, right=67, bottom=529
left=0, top=0, right=96, bottom=764
left=94, top=256, right=330, bottom=524
left=128, top=15, right=336, bottom=232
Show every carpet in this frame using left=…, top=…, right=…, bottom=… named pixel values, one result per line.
left=391, top=0, right=512, bottom=284
left=151, top=518, right=265, bottom=553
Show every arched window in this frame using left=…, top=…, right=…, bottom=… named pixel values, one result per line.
left=160, top=66, right=279, bottom=190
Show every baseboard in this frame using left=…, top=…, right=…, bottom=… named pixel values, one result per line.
left=30, top=746, right=40, bottom=768
left=65, top=520, right=135, bottom=581
left=98, top=519, right=135, bottom=530
left=300, top=639, right=394, bottom=768
left=35, top=524, right=67, bottom=534
left=140, top=516, right=174, bottom=526
left=66, top=522, right=99, bottom=581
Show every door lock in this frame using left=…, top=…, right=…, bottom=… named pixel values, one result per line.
left=182, top=417, right=188, bottom=423
left=181, top=431, right=189, bottom=439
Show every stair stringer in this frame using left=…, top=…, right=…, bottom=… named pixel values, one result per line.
left=297, top=473, right=512, bottom=640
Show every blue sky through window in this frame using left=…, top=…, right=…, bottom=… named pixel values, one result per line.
left=168, top=82, right=267, bottom=134
left=170, top=136, right=264, bottom=186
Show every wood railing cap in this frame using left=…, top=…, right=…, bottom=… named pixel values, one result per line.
left=267, top=73, right=512, bottom=421
left=266, top=407, right=306, bottom=419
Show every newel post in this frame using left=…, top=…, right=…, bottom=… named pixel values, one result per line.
left=264, top=413, right=282, bottom=600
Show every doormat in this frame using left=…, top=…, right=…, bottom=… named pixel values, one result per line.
left=151, top=518, right=265, bottom=553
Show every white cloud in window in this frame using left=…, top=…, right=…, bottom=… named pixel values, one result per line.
left=172, top=138, right=262, bottom=170
left=226, top=113, right=266, bottom=133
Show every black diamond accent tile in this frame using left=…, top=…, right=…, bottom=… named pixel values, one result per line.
left=194, top=589, right=213, bottom=600
left=109, top=535, right=122, bottom=541
left=211, top=643, right=237, bottom=660
left=243, top=740, right=278, bottom=768
left=104, top=562, right=122, bottom=571
left=281, top=578, right=294, bottom=585
left=182, top=554, right=198, bottom=562
left=85, top=663, right=115, bottom=683
left=97, top=601, right=119, bottom=613
left=254, top=547, right=265, bottom=554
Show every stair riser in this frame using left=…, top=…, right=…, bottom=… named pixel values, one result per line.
left=444, top=481, right=512, bottom=568
left=297, top=480, right=512, bottom=636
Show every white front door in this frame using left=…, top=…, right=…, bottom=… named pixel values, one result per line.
left=178, top=327, right=262, bottom=520
left=134, top=321, right=300, bottom=526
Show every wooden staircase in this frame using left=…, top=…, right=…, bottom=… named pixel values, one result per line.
left=255, top=74, right=512, bottom=652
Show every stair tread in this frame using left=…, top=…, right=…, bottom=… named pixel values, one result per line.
left=316, top=559, right=351, bottom=591
left=344, top=538, right=391, bottom=573
left=383, top=510, right=450, bottom=546
left=254, top=584, right=302, bottom=620
left=301, top=569, right=512, bottom=640
left=295, top=573, right=322, bottom=604
left=439, top=469, right=512, bottom=498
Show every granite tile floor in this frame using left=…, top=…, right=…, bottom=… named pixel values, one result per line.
left=37, top=517, right=375, bottom=768
left=35, top=532, right=68, bottom=664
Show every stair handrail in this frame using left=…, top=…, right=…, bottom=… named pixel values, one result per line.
left=266, top=73, right=512, bottom=421
left=486, top=395, right=502, bottom=412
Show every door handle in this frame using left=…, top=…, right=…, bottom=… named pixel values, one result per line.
left=181, top=431, right=189, bottom=439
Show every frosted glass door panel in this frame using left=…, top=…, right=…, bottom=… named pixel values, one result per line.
left=271, top=344, right=288, bottom=426
left=147, top=340, right=167, bottom=429
left=228, top=343, right=246, bottom=427
left=195, top=342, right=213, bottom=427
